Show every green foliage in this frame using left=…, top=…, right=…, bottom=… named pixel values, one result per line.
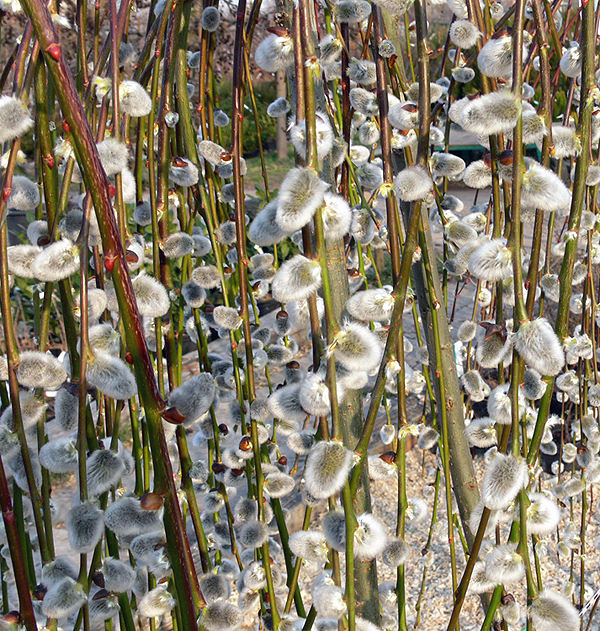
left=216, top=77, right=279, bottom=156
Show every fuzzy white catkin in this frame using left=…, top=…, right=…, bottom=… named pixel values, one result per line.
left=198, top=140, right=228, bottom=166
left=248, top=200, right=293, bottom=246
left=394, top=166, right=433, bottom=201
left=7, top=176, right=40, bottom=211
left=31, top=239, right=80, bottom=282
left=8, top=448, right=42, bottom=490
left=356, top=162, right=384, bottom=189
left=86, top=449, right=126, bottom=495
left=460, top=370, right=487, bottom=395
left=97, top=137, right=129, bottom=175
left=347, top=58, right=377, bottom=85
left=23, top=217, right=46, bottom=245
left=132, top=271, right=170, bottom=317
left=129, top=533, right=167, bottom=565
left=481, top=453, right=528, bottom=510
left=16, top=350, right=67, bottom=390
left=271, top=255, right=322, bottom=303
left=334, top=0, right=371, bottom=22
left=42, top=556, right=79, bottom=588
left=268, top=383, right=307, bottom=424
left=319, top=33, right=343, bottom=65
left=389, top=103, right=419, bottom=130
left=39, top=437, right=78, bottom=473
left=290, top=114, right=334, bottom=162
left=263, top=471, right=296, bottom=498
left=477, top=35, right=514, bottom=77
left=180, top=282, right=206, bottom=310
left=449, top=19, right=481, bottom=48
left=304, top=441, right=353, bottom=499
left=520, top=160, right=571, bottom=212
left=382, top=536, right=411, bottom=567
left=330, top=322, right=382, bottom=372
left=238, top=520, right=269, bottom=548
left=276, top=167, right=329, bottom=232
left=42, top=577, right=86, bottom=618
left=102, top=557, right=136, bottom=593
left=161, top=232, right=194, bottom=258
left=513, top=318, right=565, bottom=376
left=468, top=560, right=499, bottom=594
left=485, top=544, right=525, bottom=584
left=191, top=264, right=221, bottom=289
left=298, top=373, right=332, bottom=416
left=0, top=96, right=34, bottom=144
left=137, top=585, right=176, bottom=618
left=346, top=288, right=395, bottom=322
left=445, top=221, right=478, bottom=248
left=215, top=221, right=237, bottom=245
left=313, top=584, right=347, bottom=619
left=350, top=87, right=379, bottom=115
left=431, top=152, right=466, bottom=178
left=200, top=6, right=220, bottom=31
left=168, top=372, right=215, bottom=423
left=86, top=353, right=137, bottom=400
left=475, top=326, right=513, bottom=370
left=66, top=502, right=105, bottom=553
left=354, top=513, right=388, bottom=559
left=288, top=530, right=328, bottom=563
left=405, top=82, right=445, bottom=103
left=322, top=192, right=352, bottom=240
left=267, top=97, right=290, bottom=117
left=201, top=600, right=244, bottom=631
left=89, top=595, right=119, bottom=623
left=418, top=426, right=440, bottom=450
left=119, top=80, right=152, bottom=117
left=198, top=574, right=230, bottom=604
left=7, top=244, right=41, bottom=278
left=465, top=418, right=498, bottom=448
left=463, top=160, right=492, bottom=188
left=1, top=391, right=46, bottom=431
left=529, top=589, right=579, bottom=631
left=526, top=493, right=561, bottom=535
left=457, top=320, right=478, bottom=342
left=0, top=426, right=19, bottom=461
left=459, top=91, right=521, bottom=136
left=488, top=383, right=522, bottom=425
left=169, top=157, right=199, bottom=187
left=87, top=323, right=120, bottom=356
left=54, top=386, right=79, bottom=432
left=255, top=34, right=294, bottom=73
left=468, top=238, right=513, bottom=281
left=559, top=44, right=581, bottom=78
left=286, top=430, right=314, bottom=454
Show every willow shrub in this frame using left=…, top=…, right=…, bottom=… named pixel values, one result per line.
left=0, top=0, right=597, bottom=629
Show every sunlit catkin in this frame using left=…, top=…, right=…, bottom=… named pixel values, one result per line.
left=16, top=350, right=67, bottom=390
left=513, top=318, right=565, bottom=376
left=119, top=80, right=152, bottom=117
left=328, top=322, right=382, bottom=372
left=304, top=441, right=353, bottom=499
left=482, top=453, right=528, bottom=510
left=137, top=585, right=176, bottom=618
left=529, top=590, right=579, bottom=631
left=30, top=239, right=80, bottom=282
